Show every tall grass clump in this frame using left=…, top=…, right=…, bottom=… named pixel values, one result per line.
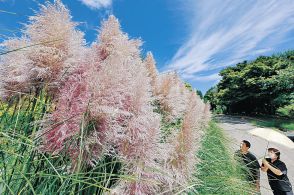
left=0, top=90, right=125, bottom=194
left=0, top=0, right=211, bottom=194
left=193, top=121, right=258, bottom=195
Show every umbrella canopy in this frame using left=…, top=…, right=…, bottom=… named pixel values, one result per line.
left=248, top=128, right=294, bottom=149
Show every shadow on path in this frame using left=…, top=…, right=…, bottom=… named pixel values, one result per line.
left=214, top=115, right=250, bottom=125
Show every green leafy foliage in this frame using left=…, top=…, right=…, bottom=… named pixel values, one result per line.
left=277, top=104, right=294, bottom=118
left=204, top=50, right=294, bottom=117
left=196, top=90, right=203, bottom=99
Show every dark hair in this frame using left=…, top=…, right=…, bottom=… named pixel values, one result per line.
left=268, top=148, right=280, bottom=160
left=242, top=140, right=251, bottom=148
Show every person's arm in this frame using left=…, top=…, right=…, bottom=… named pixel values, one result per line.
left=261, top=165, right=268, bottom=172
left=261, top=158, right=270, bottom=172
left=262, top=159, right=283, bottom=176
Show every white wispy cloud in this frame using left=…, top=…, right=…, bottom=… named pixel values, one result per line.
left=78, top=0, right=112, bottom=9
left=166, top=0, right=294, bottom=82
left=183, top=73, right=221, bottom=82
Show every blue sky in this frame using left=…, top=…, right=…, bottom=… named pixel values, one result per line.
left=1, top=0, right=294, bottom=93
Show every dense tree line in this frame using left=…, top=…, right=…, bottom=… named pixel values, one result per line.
left=204, top=51, right=294, bottom=118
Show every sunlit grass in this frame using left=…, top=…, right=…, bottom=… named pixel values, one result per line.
left=250, top=117, right=294, bottom=131
left=192, top=121, right=257, bottom=195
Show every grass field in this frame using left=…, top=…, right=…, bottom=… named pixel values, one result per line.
left=193, top=121, right=256, bottom=195
left=249, top=117, right=294, bottom=131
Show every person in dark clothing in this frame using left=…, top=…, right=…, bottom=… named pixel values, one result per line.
left=261, top=148, right=293, bottom=195
left=235, top=140, right=261, bottom=191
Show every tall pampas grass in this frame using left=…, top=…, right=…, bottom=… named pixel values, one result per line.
left=160, top=90, right=206, bottom=193
left=0, top=38, right=32, bottom=99
left=155, top=72, right=189, bottom=122
left=144, top=51, right=158, bottom=88
left=24, top=0, right=85, bottom=81
left=88, top=16, right=164, bottom=194
left=0, top=1, right=211, bottom=194
left=39, top=63, right=92, bottom=166
left=0, top=0, right=85, bottom=100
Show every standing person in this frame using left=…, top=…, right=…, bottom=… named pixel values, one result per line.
left=235, top=140, right=261, bottom=191
left=261, top=148, right=293, bottom=195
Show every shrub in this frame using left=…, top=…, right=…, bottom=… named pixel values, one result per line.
left=277, top=104, right=294, bottom=118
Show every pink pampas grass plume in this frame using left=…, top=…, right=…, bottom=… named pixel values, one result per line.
left=144, top=51, right=158, bottom=89
left=163, top=92, right=206, bottom=191
left=155, top=72, right=189, bottom=121
left=90, top=15, right=163, bottom=194
left=0, top=0, right=85, bottom=100
left=0, top=38, right=33, bottom=99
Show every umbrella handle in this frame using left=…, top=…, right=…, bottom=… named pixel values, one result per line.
left=264, top=141, right=269, bottom=157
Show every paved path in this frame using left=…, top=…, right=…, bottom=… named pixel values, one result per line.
left=216, top=115, right=294, bottom=195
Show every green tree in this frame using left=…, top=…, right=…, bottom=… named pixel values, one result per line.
left=196, top=90, right=203, bottom=99
left=205, top=50, right=294, bottom=117
left=204, top=86, right=218, bottom=109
